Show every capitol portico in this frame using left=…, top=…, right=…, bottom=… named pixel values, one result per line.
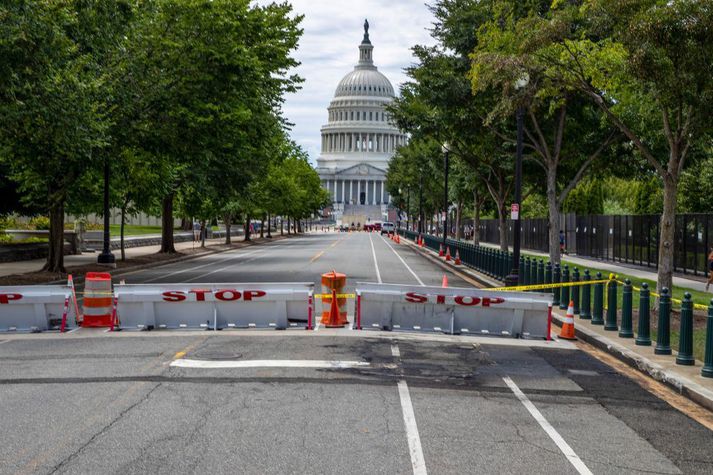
left=317, top=20, right=407, bottom=223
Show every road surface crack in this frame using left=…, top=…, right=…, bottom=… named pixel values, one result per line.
left=48, top=382, right=162, bottom=474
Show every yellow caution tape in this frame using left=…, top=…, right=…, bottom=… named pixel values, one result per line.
left=489, top=279, right=611, bottom=292
left=614, top=279, right=709, bottom=310
left=314, top=293, right=356, bottom=299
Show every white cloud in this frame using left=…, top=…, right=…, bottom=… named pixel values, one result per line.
left=255, top=0, right=437, bottom=163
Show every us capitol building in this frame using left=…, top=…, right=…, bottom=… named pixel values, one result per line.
left=316, top=20, right=407, bottom=224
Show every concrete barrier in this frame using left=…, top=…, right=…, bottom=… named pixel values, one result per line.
left=114, top=282, right=314, bottom=330
left=356, top=282, right=552, bottom=339
left=0, top=284, right=77, bottom=332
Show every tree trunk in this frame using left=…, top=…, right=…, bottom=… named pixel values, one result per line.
left=473, top=189, right=481, bottom=246
left=245, top=214, right=251, bottom=241
left=120, top=200, right=128, bottom=261
left=160, top=194, right=176, bottom=253
left=546, top=168, right=561, bottom=265
left=496, top=201, right=508, bottom=251
left=280, top=217, right=284, bottom=236
left=266, top=214, right=272, bottom=238
left=224, top=213, right=232, bottom=245
left=43, top=200, right=66, bottom=273
left=297, top=219, right=302, bottom=233
left=287, top=217, right=291, bottom=235
left=455, top=198, right=463, bottom=241
left=657, top=175, right=677, bottom=293
left=260, top=214, right=265, bottom=238
left=200, top=219, right=206, bottom=248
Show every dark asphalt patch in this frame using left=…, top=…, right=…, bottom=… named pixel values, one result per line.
left=534, top=347, right=713, bottom=474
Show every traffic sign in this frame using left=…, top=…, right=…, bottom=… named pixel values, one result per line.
left=511, top=203, right=519, bottom=220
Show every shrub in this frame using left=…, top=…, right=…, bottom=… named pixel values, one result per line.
left=29, top=216, right=50, bottom=230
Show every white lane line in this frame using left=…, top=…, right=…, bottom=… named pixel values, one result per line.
left=378, top=234, right=425, bottom=286
left=0, top=340, right=10, bottom=345
left=368, top=232, right=383, bottom=283
left=142, top=248, right=263, bottom=283
left=183, top=250, right=267, bottom=283
left=397, top=380, right=427, bottom=474
left=503, top=376, right=593, bottom=475
left=171, top=359, right=370, bottom=369
left=391, top=344, right=401, bottom=358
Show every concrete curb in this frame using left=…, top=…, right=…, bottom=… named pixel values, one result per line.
left=47, top=235, right=292, bottom=285
left=550, top=312, right=713, bottom=413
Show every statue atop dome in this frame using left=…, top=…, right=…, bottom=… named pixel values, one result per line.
left=362, top=19, right=370, bottom=44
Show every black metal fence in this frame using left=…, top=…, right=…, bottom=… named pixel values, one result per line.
left=471, top=213, right=713, bottom=276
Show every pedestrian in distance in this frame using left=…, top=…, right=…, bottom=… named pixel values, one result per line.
left=192, top=220, right=201, bottom=242
left=707, top=246, right=713, bottom=291
left=559, top=230, right=566, bottom=254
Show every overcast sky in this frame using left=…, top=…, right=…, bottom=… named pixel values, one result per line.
left=255, top=0, right=437, bottom=163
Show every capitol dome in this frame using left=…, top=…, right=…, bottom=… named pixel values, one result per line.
left=334, top=69, right=395, bottom=98
left=317, top=20, right=407, bottom=223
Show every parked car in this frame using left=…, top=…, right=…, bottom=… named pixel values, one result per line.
left=381, top=222, right=395, bottom=235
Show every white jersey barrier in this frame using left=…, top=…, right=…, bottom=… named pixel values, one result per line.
left=114, top=282, right=314, bottom=330
left=355, top=282, right=552, bottom=339
left=0, top=284, right=78, bottom=332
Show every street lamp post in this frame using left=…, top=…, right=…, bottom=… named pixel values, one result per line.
left=97, top=157, right=115, bottom=266
left=441, top=142, right=450, bottom=247
left=418, top=170, right=424, bottom=234
left=505, top=74, right=529, bottom=286
left=406, top=186, right=410, bottom=231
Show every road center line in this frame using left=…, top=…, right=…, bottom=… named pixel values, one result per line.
left=397, top=380, right=427, bottom=474
left=378, top=234, right=425, bottom=286
left=170, top=359, right=370, bottom=369
left=0, top=340, right=9, bottom=345
left=310, top=250, right=325, bottom=263
left=502, top=376, right=593, bottom=475
left=368, top=232, right=383, bottom=283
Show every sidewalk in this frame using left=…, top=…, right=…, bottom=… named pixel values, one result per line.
left=477, top=241, right=709, bottom=293
left=0, top=237, right=229, bottom=278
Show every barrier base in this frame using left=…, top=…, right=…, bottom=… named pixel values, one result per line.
left=81, top=314, right=113, bottom=327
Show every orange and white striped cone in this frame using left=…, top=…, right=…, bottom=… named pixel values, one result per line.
left=454, top=249, right=461, bottom=265
left=439, top=244, right=444, bottom=257
left=445, top=247, right=451, bottom=262
left=559, top=300, right=577, bottom=340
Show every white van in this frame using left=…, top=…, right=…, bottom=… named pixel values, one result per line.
left=381, top=222, right=395, bottom=235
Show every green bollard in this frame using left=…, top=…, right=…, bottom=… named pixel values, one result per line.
left=676, top=292, right=695, bottom=365
left=604, top=277, right=618, bottom=331
left=552, top=264, right=561, bottom=307
left=523, top=257, right=531, bottom=285
left=635, top=283, right=651, bottom=346
left=572, top=267, right=580, bottom=314
left=702, top=299, right=713, bottom=378
left=545, top=261, right=552, bottom=286
left=619, top=279, right=634, bottom=338
left=560, top=265, right=570, bottom=310
left=537, top=259, right=545, bottom=287
left=580, top=270, right=591, bottom=319
left=592, top=272, right=604, bottom=325
left=518, top=256, right=525, bottom=285
left=655, top=288, right=672, bottom=355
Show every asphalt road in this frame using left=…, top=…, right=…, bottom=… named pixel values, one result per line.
left=1, top=232, right=712, bottom=474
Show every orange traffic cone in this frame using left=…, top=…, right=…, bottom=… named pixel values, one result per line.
left=559, top=300, right=577, bottom=340
left=325, top=289, right=345, bottom=328
left=445, top=247, right=452, bottom=262
left=419, top=236, right=424, bottom=248
left=439, top=244, right=444, bottom=257
left=454, top=249, right=461, bottom=265
left=442, top=274, right=448, bottom=288
left=396, top=235, right=400, bottom=244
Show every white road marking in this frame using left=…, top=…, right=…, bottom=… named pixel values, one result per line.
left=368, top=232, right=383, bottom=283
left=183, top=249, right=267, bottom=283
left=391, top=344, right=401, bottom=358
left=0, top=340, right=9, bottom=345
left=171, top=359, right=370, bottom=369
left=378, top=234, right=425, bottom=286
left=503, top=376, right=593, bottom=475
left=142, top=248, right=263, bottom=283
left=397, top=380, right=427, bottom=475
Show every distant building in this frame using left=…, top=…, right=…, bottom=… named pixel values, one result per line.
left=316, top=19, right=407, bottom=224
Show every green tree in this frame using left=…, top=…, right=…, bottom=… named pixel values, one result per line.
left=538, top=0, right=713, bottom=291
